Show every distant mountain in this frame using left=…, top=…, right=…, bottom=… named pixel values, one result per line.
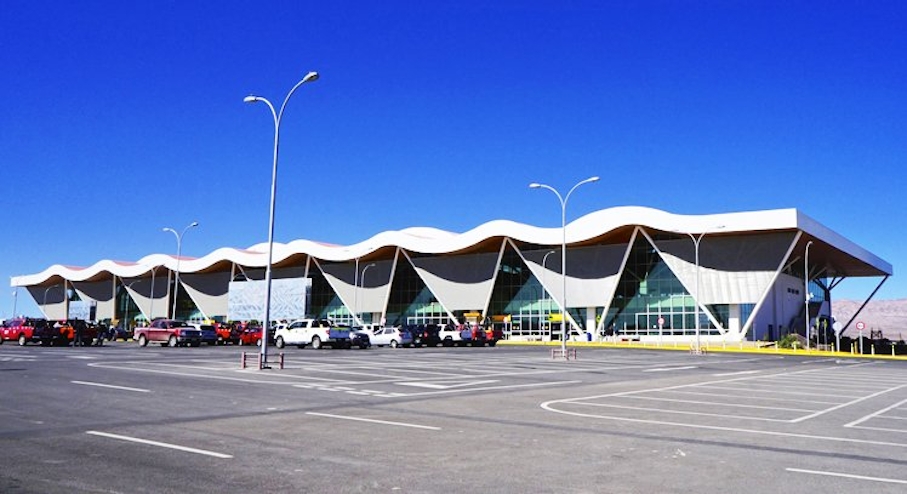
left=831, top=299, right=907, bottom=340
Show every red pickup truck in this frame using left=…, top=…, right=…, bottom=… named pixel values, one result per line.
left=0, top=318, right=55, bottom=346
left=134, top=319, right=202, bottom=347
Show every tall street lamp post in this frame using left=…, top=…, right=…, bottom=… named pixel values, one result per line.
left=804, top=240, right=813, bottom=351
left=244, top=70, right=319, bottom=369
left=42, top=284, right=61, bottom=317
left=680, top=226, right=724, bottom=354
left=541, top=249, right=556, bottom=338
left=529, top=176, right=600, bottom=356
left=356, top=263, right=376, bottom=325
left=163, top=222, right=199, bottom=320
left=11, top=288, right=18, bottom=318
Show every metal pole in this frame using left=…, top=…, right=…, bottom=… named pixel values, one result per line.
left=542, top=249, right=556, bottom=340
left=163, top=222, right=198, bottom=319
left=11, top=288, right=18, bottom=318
left=358, top=263, right=375, bottom=325
left=245, top=71, right=319, bottom=369
left=149, top=266, right=157, bottom=323
left=529, top=177, right=599, bottom=356
left=804, top=241, right=813, bottom=351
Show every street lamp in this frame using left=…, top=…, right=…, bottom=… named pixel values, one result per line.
left=11, top=288, right=18, bottom=318
left=678, top=226, right=724, bottom=354
left=244, top=70, right=319, bottom=369
left=804, top=240, right=813, bottom=351
left=529, top=176, right=600, bottom=356
left=541, top=249, right=556, bottom=338
left=356, top=263, right=376, bottom=325
left=163, top=222, right=199, bottom=319
left=148, top=265, right=160, bottom=324
left=42, top=284, right=61, bottom=315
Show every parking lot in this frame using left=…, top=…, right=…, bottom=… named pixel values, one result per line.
left=1, top=344, right=906, bottom=493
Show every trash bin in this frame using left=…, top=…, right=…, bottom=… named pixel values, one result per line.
left=586, top=332, right=592, bottom=342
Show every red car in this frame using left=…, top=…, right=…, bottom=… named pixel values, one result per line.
left=237, top=327, right=263, bottom=346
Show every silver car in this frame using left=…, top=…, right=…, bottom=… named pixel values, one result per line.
left=370, top=327, right=413, bottom=348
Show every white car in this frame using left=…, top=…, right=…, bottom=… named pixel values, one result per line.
left=370, top=327, right=413, bottom=348
left=274, top=318, right=351, bottom=349
left=438, top=324, right=464, bottom=347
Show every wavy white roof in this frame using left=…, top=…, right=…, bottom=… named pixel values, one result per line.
left=10, top=206, right=891, bottom=287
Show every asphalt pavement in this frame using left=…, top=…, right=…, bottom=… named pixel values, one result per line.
left=1, top=343, right=906, bottom=493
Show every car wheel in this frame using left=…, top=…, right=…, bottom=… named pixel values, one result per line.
left=311, top=336, right=322, bottom=350
left=488, top=341, right=497, bottom=347
left=18, top=334, right=27, bottom=346
left=216, top=336, right=224, bottom=345
left=168, top=335, right=178, bottom=347
left=275, top=336, right=285, bottom=349
left=359, top=344, right=368, bottom=349
left=442, top=338, right=452, bottom=347
left=390, top=340, right=398, bottom=348
left=191, top=342, right=201, bottom=347
left=138, top=334, right=148, bottom=347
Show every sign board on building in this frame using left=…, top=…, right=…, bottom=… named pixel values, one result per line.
left=227, top=278, right=310, bottom=322
left=68, top=301, right=96, bottom=321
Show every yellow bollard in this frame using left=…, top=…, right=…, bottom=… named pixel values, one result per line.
left=871, top=345, right=876, bottom=355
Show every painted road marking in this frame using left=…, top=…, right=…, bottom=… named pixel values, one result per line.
left=844, top=397, right=907, bottom=428
left=786, top=468, right=907, bottom=485
left=85, top=431, right=232, bottom=459
left=71, top=381, right=150, bottom=393
left=306, top=412, right=441, bottom=430
left=712, top=370, right=761, bottom=377
left=644, top=366, right=697, bottom=373
left=397, top=379, right=499, bottom=389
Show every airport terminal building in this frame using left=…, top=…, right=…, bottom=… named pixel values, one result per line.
left=10, top=206, right=892, bottom=343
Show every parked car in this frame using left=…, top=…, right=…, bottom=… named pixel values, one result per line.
left=216, top=322, right=242, bottom=345
left=238, top=326, right=263, bottom=346
left=438, top=323, right=464, bottom=347
left=370, top=326, right=413, bottom=348
left=344, top=326, right=372, bottom=349
left=274, top=318, right=352, bottom=349
left=106, top=325, right=132, bottom=342
left=0, top=317, right=56, bottom=346
left=189, top=323, right=219, bottom=345
left=134, top=319, right=202, bottom=347
left=403, top=324, right=441, bottom=347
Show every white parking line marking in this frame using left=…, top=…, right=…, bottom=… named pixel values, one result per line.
left=792, top=384, right=907, bottom=423
left=712, top=370, right=761, bottom=377
left=786, top=468, right=907, bottom=485
left=844, top=397, right=907, bottom=428
left=71, top=381, right=150, bottom=393
left=623, top=395, right=815, bottom=413
left=540, top=403, right=907, bottom=449
left=396, top=379, right=498, bottom=389
left=644, top=366, right=697, bottom=373
left=572, top=401, right=792, bottom=422
left=85, top=431, right=232, bottom=458
left=306, top=412, right=440, bottom=430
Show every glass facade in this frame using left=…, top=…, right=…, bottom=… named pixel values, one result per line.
left=385, top=255, right=446, bottom=326
left=604, top=235, right=721, bottom=337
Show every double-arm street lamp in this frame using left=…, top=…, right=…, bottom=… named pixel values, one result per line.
left=244, top=70, right=319, bottom=368
left=163, top=222, right=199, bottom=319
left=356, top=263, right=376, bottom=325
left=678, top=226, right=724, bottom=354
left=529, top=176, right=600, bottom=356
left=804, top=240, right=813, bottom=351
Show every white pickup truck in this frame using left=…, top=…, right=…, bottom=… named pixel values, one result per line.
left=438, top=323, right=464, bottom=347
left=274, top=318, right=352, bottom=349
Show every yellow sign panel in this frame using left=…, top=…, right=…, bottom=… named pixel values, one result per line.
left=549, top=313, right=563, bottom=322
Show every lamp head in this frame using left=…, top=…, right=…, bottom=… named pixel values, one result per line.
left=190, top=221, right=199, bottom=228
left=588, top=176, right=601, bottom=183
left=302, top=71, right=319, bottom=83
left=243, top=95, right=259, bottom=103
left=529, top=183, right=541, bottom=189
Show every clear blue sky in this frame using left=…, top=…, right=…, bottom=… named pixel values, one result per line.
left=2, top=1, right=905, bottom=318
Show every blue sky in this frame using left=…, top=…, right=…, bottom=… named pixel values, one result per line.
left=2, top=1, right=905, bottom=318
